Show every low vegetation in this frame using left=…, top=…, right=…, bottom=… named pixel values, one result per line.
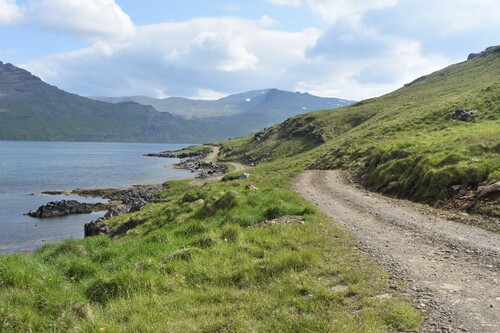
left=0, top=159, right=421, bottom=332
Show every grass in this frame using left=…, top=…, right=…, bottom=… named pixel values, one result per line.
left=0, top=157, right=421, bottom=332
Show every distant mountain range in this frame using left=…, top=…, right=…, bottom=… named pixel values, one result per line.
left=0, top=61, right=354, bottom=142
left=90, top=90, right=352, bottom=119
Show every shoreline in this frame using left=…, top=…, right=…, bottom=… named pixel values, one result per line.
left=25, top=145, right=230, bottom=241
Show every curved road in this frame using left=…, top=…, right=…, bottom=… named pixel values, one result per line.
left=191, top=146, right=248, bottom=185
left=295, top=171, right=500, bottom=332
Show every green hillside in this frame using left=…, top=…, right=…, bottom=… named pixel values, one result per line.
left=221, top=46, right=500, bottom=209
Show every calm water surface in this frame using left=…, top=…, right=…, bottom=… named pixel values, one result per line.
left=0, top=141, right=194, bottom=253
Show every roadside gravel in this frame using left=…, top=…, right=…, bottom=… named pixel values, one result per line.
left=295, top=171, right=500, bottom=332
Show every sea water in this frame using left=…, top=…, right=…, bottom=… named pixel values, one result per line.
left=0, top=141, right=194, bottom=253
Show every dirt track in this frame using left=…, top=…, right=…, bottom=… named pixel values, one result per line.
left=295, top=171, right=500, bottom=333
left=191, top=146, right=248, bottom=186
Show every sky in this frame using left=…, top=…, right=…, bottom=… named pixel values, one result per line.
left=0, top=0, right=498, bottom=100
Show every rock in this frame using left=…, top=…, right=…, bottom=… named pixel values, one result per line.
left=175, top=159, right=228, bottom=179
left=467, top=46, right=499, bottom=60
left=109, top=218, right=143, bottom=238
left=477, top=181, right=500, bottom=199
left=144, top=147, right=211, bottom=159
left=71, top=188, right=118, bottom=197
left=27, top=200, right=110, bottom=218
left=181, top=192, right=199, bottom=203
left=213, top=192, right=238, bottom=210
left=82, top=184, right=169, bottom=238
left=104, top=204, right=130, bottom=219
left=454, top=109, right=478, bottom=122
left=239, top=172, right=251, bottom=179
left=448, top=185, right=469, bottom=198
left=84, top=219, right=110, bottom=237
left=246, top=184, right=258, bottom=191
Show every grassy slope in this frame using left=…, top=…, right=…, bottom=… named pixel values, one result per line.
left=0, top=160, right=421, bottom=332
left=222, top=47, right=500, bottom=209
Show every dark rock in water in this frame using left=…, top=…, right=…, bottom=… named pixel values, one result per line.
left=144, top=147, right=211, bottom=159
left=454, top=108, right=478, bottom=122
left=71, top=188, right=118, bottom=197
left=105, top=184, right=167, bottom=207
left=27, top=200, right=110, bottom=218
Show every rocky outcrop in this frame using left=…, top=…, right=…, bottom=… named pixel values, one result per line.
left=27, top=200, right=111, bottom=218
left=83, top=184, right=169, bottom=237
left=467, top=46, right=500, bottom=60
left=175, top=159, right=228, bottom=179
left=454, top=108, right=478, bottom=122
left=144, top=147, right=211, bottom=159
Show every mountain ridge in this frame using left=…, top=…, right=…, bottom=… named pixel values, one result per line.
left=89, top=88, right=353, bottom=119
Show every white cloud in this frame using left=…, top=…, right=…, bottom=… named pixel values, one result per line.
left=305, top=0, right=398, bottom=24
left=267, top=0, right=302, bottom=7
left=26, top=0, right=135, bottom=40
left=13, top=0, right=498, bottom=102
left=22, top=17, right=321, bottom=98
left=192, top=88, right=228, bottom=100
left=0, top=0, right=135, bottom=40
left=372, top=0, right=499, bottom=36
left=0, top=0, right=22, bottom=25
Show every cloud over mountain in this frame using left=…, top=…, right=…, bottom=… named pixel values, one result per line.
left=1, top=0, right=498, bottom=100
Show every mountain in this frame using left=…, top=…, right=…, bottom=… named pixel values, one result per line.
left=0, top=62, right=221, bottom=142
left=90, top=89, right=353, bottom=119
left=222, top=46, right=500, bottom=209
left=0, top=62, right=352, bottom=142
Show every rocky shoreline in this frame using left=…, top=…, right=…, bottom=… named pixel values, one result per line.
left=83, top=184, right=170, bottom=237
left=27, top=146, right=229, bottom=239
left=143, top=146, right=211, bottom=159
left=145, top=145, right=228, bottom=179
left=175, top=159, right=228, bottom=179
left=26, top=200, right=112, bottom=218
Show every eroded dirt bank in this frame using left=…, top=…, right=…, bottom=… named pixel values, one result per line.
left=295, top=171, right=500, bottom=333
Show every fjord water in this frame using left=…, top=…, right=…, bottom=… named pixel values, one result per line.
left=0, top=141, right=194, bottom=254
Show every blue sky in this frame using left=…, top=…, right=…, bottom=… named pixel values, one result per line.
left=0, top=0, right=498, bottom=100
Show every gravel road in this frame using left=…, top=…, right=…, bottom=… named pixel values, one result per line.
left=295, top=171, right=500, bottom=332
left=191, top=146, right=248, bottom=186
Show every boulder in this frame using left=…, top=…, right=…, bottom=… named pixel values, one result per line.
left=239, top=172, right=251, bottom=179
left=477, top=181, right=500, bottom=199
left=454, top=109, right=478, bottom=122
left=246, top=184, right=258, bottom=191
